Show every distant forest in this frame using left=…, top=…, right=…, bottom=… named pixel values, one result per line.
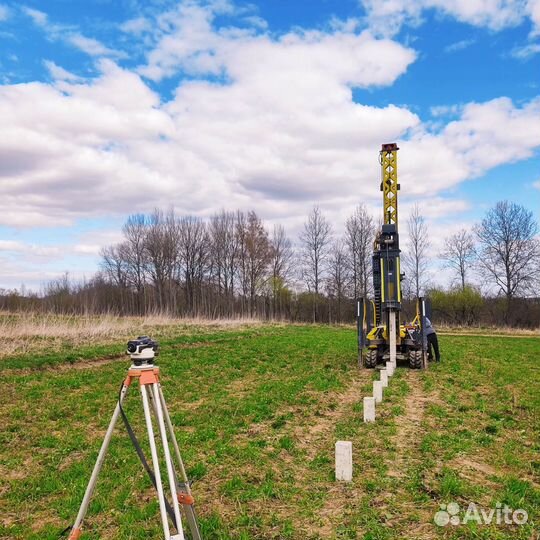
left=1, top=200, right=539, bottom=327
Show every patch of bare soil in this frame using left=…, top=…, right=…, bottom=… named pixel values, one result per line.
left=376, top=372, right=442, bottom=540
left=1, top=340, right=225, bottom=375
left=315, top=483, right=362, bottom=539
left=387, top=372, right=431, bottom=478
left=294, top=373, right=370, bottom=538
left=193, top=372, right=372, bottom=539
left=453, top=456, right=499, bottom=486
left=294, top=376, right=367, bottom=460
left=223, top=371, right=261, bottom=398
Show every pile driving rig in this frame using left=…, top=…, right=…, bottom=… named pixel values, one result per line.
left=356, top=143, right=430, bottom=370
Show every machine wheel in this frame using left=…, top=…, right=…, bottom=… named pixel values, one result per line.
left=409, top=349, right=422, bottom=369
left=364, top=348, right=378, bottom=369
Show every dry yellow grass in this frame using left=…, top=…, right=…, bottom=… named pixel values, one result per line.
left=437, top=324, right=540, bottom=337
left=0, top=311, right=264, bottom=358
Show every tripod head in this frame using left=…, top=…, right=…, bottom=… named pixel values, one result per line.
left=127, top=336, right=159, bottom=366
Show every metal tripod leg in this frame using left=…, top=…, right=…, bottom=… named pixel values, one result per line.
left=69, top=384, right=130, bottom=540
left=151, top=383, right=185, bottom=540
left=140, top=383, right=171, bottom=540
left=158, top=384, right=202, bottom=540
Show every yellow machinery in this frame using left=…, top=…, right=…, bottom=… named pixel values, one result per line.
left=356, top=144, right=429, bottom=369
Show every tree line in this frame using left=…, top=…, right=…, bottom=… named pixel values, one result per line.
left=94, top=205, right=376, bottom=322
left=1, top=200, right=539, bottom=327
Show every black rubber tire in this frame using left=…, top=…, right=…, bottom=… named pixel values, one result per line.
left=409, top=349, right=422, bottom=369
left=364, top=348, right=378, bottom=369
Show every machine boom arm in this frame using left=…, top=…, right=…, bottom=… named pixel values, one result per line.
left=380, top=142, right=400, bottom=228
left=357, top=143, right=428, bottom=370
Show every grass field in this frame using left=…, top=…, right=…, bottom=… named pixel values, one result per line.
left=0, top=319, right=539, bottom=539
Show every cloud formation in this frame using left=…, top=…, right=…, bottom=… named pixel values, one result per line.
left=0, top=3, right=420, bottom=228
left=21, top=5, right=122, bottom=59
left=359, top=0, right=540, bottom=59
left=444, top=38, right=476, bottom=53
left=0, top=3, right=9, bottom=21
left=1, top=0, right=540, bottom=291
left=1, top=2, right=540, bottom=235
left=360, top=0, right=539, bottom=36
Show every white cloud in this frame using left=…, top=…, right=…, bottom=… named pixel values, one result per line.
left=120, top=16, right=151, bottom=34
left=0, top=3, right=421, bottom=228
left=430, top=104, right=462, bottom=117
left=1, top=1, right=540, bottom=238
left=529, top=0, right=540, bottom=35
left=137, top=2, right=416, bottom=84
left=360, top=0, right=537, bottom=36
left=440, top=97, right=540, bottom=173
left=403, top=198, right=471, bottom=219
left=0, top=229, right=123, bottom=289
left=511, top=42, right=540, bottom=58
left=400, top=97, right=540, bottom=195
left=360, top=0, right=424, bottom=37
left=0, top=240, right=62, bottom=258
left=43, top=60, right=82, bottom=81
left=22, top=6, right=123, bottom=59
left=533, top=179, right=540, bottom=189
left=74, top=228, right=124, bottom=252
left=0, top=230, right=124, bottom=263
left=67, top=33, right=125, bottom=58
left=0, top=4, right=10, bottom=21
left=21, top=6, right=47, bottom=26
left=0, top=256, right=53, bottom=290
left=444, top=38, right=475, bottom=53
left=242, top=15, right=268, bottom=30
left=73, top=244, right=103, bottom=255
left=0, top=240, right=24, bottom=251
left=360, top=1, right=540, bottom=71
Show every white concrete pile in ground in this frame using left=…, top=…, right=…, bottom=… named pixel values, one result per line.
left=380, top=369, right=389, bottom=388
left=335, top=441, right=353, bottom=481
left=363, top=396, right=375, bottom=422
left=373, top=380, right=383, bottom=403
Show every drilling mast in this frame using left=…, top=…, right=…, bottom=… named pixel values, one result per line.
left=356, top=143, right=428, bottom=370
left=373, top=143, right=402, bottom=327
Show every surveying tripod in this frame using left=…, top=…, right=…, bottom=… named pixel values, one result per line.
left=68, top=337, right=202, bottom=540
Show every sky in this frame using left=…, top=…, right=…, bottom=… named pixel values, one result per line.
left=0, top=0, right=539, bottom=292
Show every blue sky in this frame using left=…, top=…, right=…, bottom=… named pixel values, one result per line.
left=0, top=0, right=539, bottom=291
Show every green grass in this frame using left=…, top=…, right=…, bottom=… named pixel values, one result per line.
left=0, top=325, right=538, bottom=539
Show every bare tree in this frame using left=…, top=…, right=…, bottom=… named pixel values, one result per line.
left=300, top=206, right=332, bottom=295
left=122, top=214, right=148, bottom=314
left=403, top=204, right=430, bottom=298
left=269, top=224, right=294, bottom=318
left=99, top=244, right=131, bottom=312
left=235, top=211, right=249, bottom=303
left=100, top=244, right=129, bottom=289
left=345, top=204, right=375, bottom=299
left=327, top=240, right=349, bottom=322
left=236, top=211, right=271, bottom=317
left=144, top=208, right=180, bottom=313
left=178, top=216, right=208, bottom=315
left=209, top=210, right=238, bottom=315
left=300, top=206, right=332, bottom=321
left=245, top=211, right=270, bottom=317
left=440, top=229, right=475, bottom=291
left=475, top=201, right=539, bottom=321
